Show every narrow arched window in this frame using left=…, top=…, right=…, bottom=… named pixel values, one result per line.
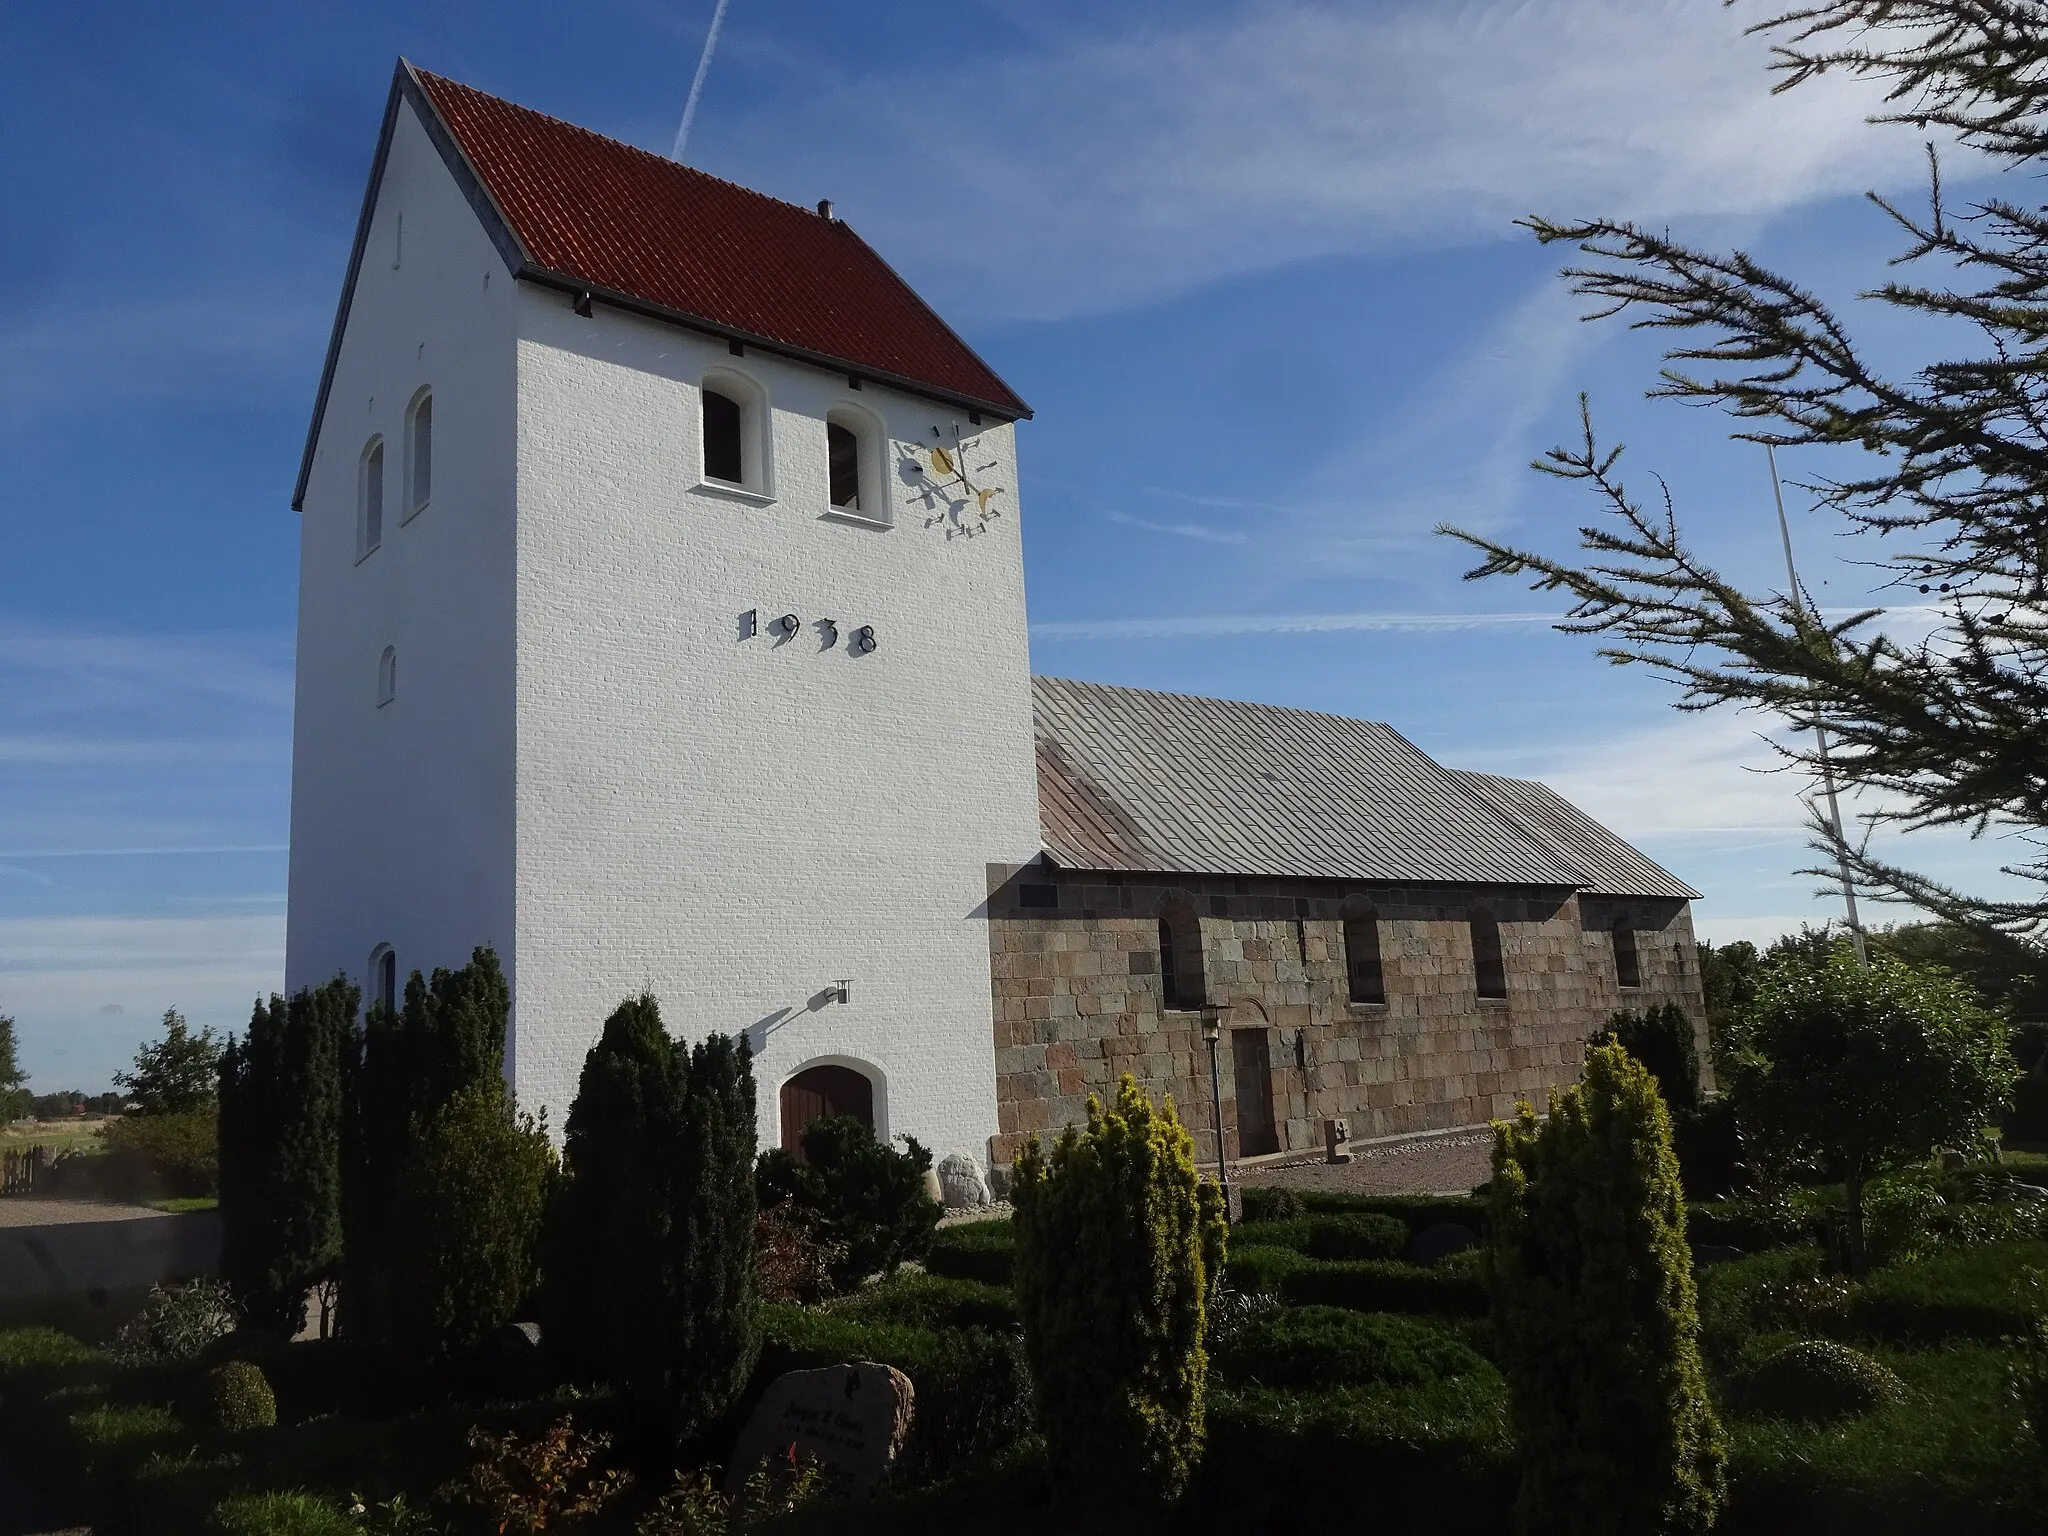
left=1158, top=904, right=1206, bottom=1011
left=703, top=388, right=744, bottom=484
left=370, top=944, right=397, bottom=1016
left=1614, top=918, right=1641, bottom=990
left=827, top=420, right=861, bottom=510
left=1470, top=905, right=1507, bottom=1001
left=404, top=389, right=432, bottom=519
left=358, top=437, right=385, bottom=558
left=377, top=646, right=397, bottom=706
left=1343, top=907, right=1386, bottom=1005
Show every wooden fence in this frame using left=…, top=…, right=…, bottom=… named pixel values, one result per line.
left=1, top=1145, right=51, bottom=1195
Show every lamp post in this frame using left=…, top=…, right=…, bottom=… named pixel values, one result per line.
left=1201, top=1004, right=1232, bottom=1221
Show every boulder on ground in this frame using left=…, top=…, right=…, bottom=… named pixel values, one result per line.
left=937, top=1152, right=990, bottom=1211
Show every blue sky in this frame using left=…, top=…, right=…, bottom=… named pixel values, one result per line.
left=2, top=0, right=2032, bottom=1091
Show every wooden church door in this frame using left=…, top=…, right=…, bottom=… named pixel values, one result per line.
left=1231, top=1029, right=1280, bottom=1157
left=779, top=1065, right=875, bottom=1158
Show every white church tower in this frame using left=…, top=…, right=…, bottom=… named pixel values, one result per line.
left=286, top=63, right=1041, bottom=1162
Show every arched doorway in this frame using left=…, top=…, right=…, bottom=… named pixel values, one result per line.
left=779, top=1064, right=875, bottom=1157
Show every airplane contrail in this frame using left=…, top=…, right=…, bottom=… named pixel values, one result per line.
left=672, top=0, right=734, bottom=162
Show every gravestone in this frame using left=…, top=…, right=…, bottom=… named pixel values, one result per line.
left=937, top=1152, right=990, bottom=1210
left=1322, top=1117, right=1353, bottom=1165
left=726, top=1360, right=915, bottom=1495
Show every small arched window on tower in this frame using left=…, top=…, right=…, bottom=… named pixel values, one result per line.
left=1158, top=903, right=1206, bottom=1011
left=703, top=388, right=743, bottom=483
left=403, top=389, right=432, bottom=521
left=1470, top=905, right=1507, bottom=1001
left=358, top=436, right=385, bottom=560
left=824, top=405, right=886, bottom=523
left=1343, top=904, right=1386, bottom=1005
left=369, top=944, right=397, bottom=1017
left=377, top=646, right=397, bottom=707
left=699, top=368, right=769, bottom=493
left=1613, top=917, right=1642, bottom=990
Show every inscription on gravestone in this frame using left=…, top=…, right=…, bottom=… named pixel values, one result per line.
left=726, top=1360, right=915, bottom=1495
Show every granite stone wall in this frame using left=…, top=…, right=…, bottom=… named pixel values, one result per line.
left=985, top=866, right=1706, bottom=1168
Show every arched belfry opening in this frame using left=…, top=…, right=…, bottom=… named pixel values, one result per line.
left=779, top=1063, right=875, bottom=1159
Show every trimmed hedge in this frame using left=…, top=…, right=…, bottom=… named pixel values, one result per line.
left=1281, top=1255, right=1489, bottom=1316
left=1688, top=1199, right=1819, bottom=1254
left=826, top=1272, right=1019, bottom=1335
left=1241, top=1188, right=1491, bottom=1234
left=1850, top=1240, right=2048, bottom=1342
left=924, top=1218, right=1015, bottom=1286
left=1214, top=1305, right=1491, bottom=1389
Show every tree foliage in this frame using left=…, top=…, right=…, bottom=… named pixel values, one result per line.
left=1490, top=1042, right=1727, bottom=1536
left=547, top=996, right=760, bottom=1441
left=1730, top=943, right=2017, bottom=1270
left=115, top=1008, right=221, bottom=1115
left=1445, top=1, right=2048, bottom=932
left=1593, top=1002, right=1704, bottom=1115
left=390, top=1080, right=555, bottom=1360
left=0, top=1009, right=25, bottom=1103
left=756, top=1115, right=940, bottom=1292
left=219, top=978, right=355, bottom=1336
left=1011, top=1076, right=1228, bottom=1511
left=341, top=946, right=509, bottom=1345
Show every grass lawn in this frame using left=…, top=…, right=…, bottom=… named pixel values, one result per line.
left=1, top=1118, right=111, bottom=1155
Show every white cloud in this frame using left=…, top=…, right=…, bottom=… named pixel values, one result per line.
left=1032, top=609, right=1565, bottom=640
left=713, top=0, right=1933, bottom=319
left=1103, top=509, right=1250, bottom=545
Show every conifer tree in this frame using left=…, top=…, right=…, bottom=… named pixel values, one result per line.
left=1446, top=2, right=2048, bottom=934
left=1011, top=1076, right=1227, bottom=1511
left=218, top=977, right=355, bottom=1335
left=341, top=946, right=509, bottom=1345
left=1490, top=1042, right=1726, bottom=1535
left=547, top=997, right=760, bottom=1440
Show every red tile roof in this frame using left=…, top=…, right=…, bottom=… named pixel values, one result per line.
left=411, top=66, right=1027, bottom=418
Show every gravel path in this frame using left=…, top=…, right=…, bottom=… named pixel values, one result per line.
left=1238, top=1129, right=1494, bottom=1198
left=0, top=1197, right=171, bottom=1229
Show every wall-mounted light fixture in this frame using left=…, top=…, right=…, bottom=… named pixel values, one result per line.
left=830, top=979, right=853, bottom=1005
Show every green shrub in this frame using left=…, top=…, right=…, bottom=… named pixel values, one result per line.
left=1224, top=1244, right=1309, bottom=1296
left=188, top=1358, right=278, bottom=1433
left=210, top=1490, right=358, bottom=1536
left=1594, top=1002, right=1703, bottom=1116
left=108, top=1276, right=241, bottom=1364
left=757, top=1114, right=940, bottom=1291
left=390, top=1081, right=555, bottom=1360
left=1491, top=1041, right=1726, bottom=1534
left=442, top=1416, right=631, bottom=1535
left=924, top=1218, right=1014, bottom=1286
left=1278, top=1255, right=1489, bottom=1316
left=1264, top=1190, right=1491, bottom=1234
left=342, top=947, right=509, bottom=1346
left=1742, top=1338, right=1908, bottom=1423
left=0, top=1326, right=96, bottom=1370
left=547, top=998, right=760, bottom=1440
left=1302, top=1212, right=1409, bottom=1261
left=1695, top=1246, right=1848, bottom=1364
left=1239, top=1186, right=1306, bottom=1221
left=1673, top=1096, right=1742, bottom=1201
left=1012, top=1075, right=1226, bottom=1510
left=219, top=979, right=353, bottom=1335
left=1214, top=1305, right=1489, bottom=1389
left=97, top=1108, right=219, bottom=1199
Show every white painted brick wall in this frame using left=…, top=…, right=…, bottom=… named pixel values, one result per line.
left=509, top=291, right=1041, bottom=1161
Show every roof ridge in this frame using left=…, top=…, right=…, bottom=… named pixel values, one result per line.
left=1033, top=674, right=1402, bottom=735
left=410, top=65, right=832, bottom=226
